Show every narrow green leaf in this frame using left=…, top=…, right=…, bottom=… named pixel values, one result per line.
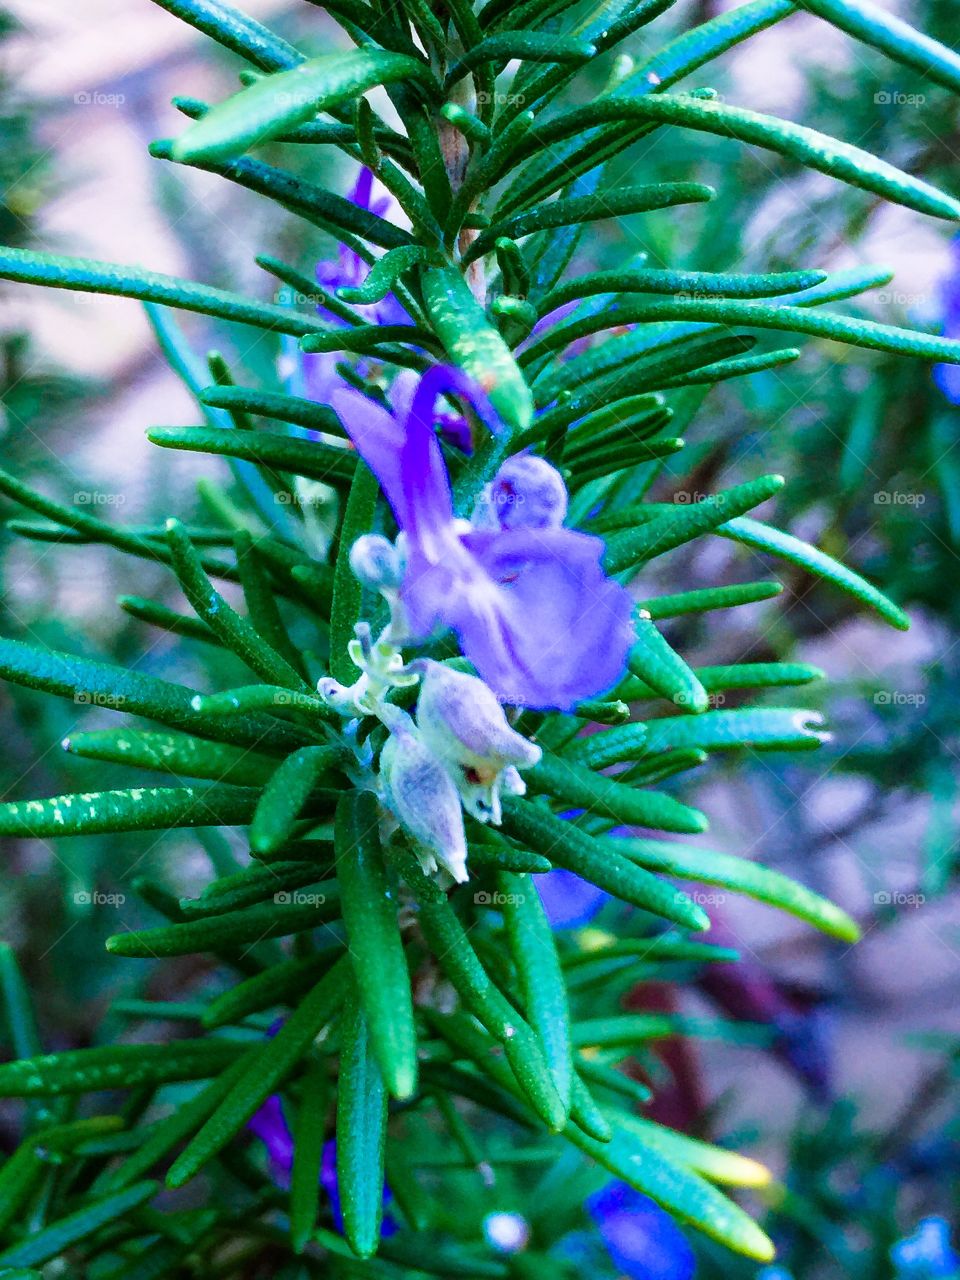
left=0, top=783, right=264, bottom=839
left=499, top=873, right=573, bottom=1113
left=525, top=751, right=708, bottom=834
left=717, top=515, right=910, bottom=629
left=540, top=267, right=826, bottom=314
left=798, top=0, right=960, bottom=95
left=499, top=798, right=710, bottom=931
left=290, top=1062, right=330, bottom=1253
left=0, top=246, right=333, bottom=336
left=338, top=245, right=437, bottom=304
left=563, top=723, right=649, bottom=771
left=615, top=1112, right=771, bottom=1187
left=199, top=384, right=342, bottom=434
left=642, top=706, right=828, bottom=754
left=251, top=747, right=345, bottom=856
left=118, top=594, right=220, bottom=644
left=409, top=872, right=567, bottom=1131
left=527, top=94, right=960, bottom=221
left=470, top=184, right=714, bottom=262
left=171, top=49, right=436, bottom=164
left=603, top=475, right=785, bottom=573
left=0, top=945, right=42, bottom=1060
left=107, top=885, right=338, bottom=957
left=619, top=837, right=860, bottom=941
left=150, top=0, right=302, bottom=73
left=0, top=1181, right=158, bottom=1270
left=0, top=1041, right=244, bottom=1097
left=420, top=265, right=534, bottom=432
left=446, top=31, right=595, bottom=88
left=147, top=425, right=357, bottom=486
left=336, top=792, right=418, bottom=1101
left=628, top=615, right=709, bottom=713
left=167, top=957, right=349, bottom=1186
left=202, top=952, right=335, bottom=1029
left=62, top=728, right=277, bottom=787
left=563, top=1126, right=774, bottom=1260
left=639, top=580, right=782, bottom=619
left=337, top=991, right=389, bottom=1258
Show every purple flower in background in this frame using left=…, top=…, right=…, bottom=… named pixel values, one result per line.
left=535, top=867, right=608, bottom=928
left=892, top=1217, right=960, bottom=1277
left=331, top=365, right=635, bottom=710
left=248, top=1096, right=396, bottom=1237
left=315, top=168, right=410, bottom=330
left=587, top=1182, right=696, bottom=1280
left=933, top=234, right=960, bottom=404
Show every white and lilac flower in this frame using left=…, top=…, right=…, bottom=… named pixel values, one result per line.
left=331, top=365, right=635, bottom=710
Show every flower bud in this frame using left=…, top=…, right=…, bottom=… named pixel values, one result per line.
left=349, top=534, right=404, bottom=592
left=416, top=662, right=541, bottom=823
left=380, top=722, right=469, bottom=883
left=487, top=454, right=568, bottom=530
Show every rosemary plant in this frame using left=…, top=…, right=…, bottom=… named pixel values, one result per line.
left=0, top=0, right=959, bottom=1275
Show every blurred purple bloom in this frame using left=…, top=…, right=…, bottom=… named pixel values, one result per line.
left=933, top=234, right=960, bottom=404
left=587, top=1182, right=696, bottom=1280
left=331, top=365, right=635, bottom=709
left=535, top=868, right=608, bottom=928
left=892, top=1217, right=959, bottom=1277
left=316, top=168, right=410, bottom=330
left=248, top=1097, right=396, bottom=1237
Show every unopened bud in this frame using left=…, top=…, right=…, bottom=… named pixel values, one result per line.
left=487, top=454, right=568, bottom=530
left=349, top=534, right=404, bottom=592
left=380, top=723, right=469, bottom=883
left=417, top=662, right=540, bottom=823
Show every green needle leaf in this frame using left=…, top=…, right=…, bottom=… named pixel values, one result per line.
left=337, top=991, right=389, bottom=1259
left=336, top=793, right=418, bottom=1101
left=421, top=265, right=534, bottom=432
left=500, top=798, right=710, bottom=931
left=171, top=49, right=437, bottom=164
left=62, top=728, right=277, bottom=788
left=0, top=784, right=265, bottom=840
left=166, top=957, right=349, bottom=1186
left=619, top=838, right=861, bottom=941
left=499, top=872, right=573, bottom=1113
left=717, top=515, right=911, bottom=629
left=0, top=1181, right=158, bottom=1271
left=251, top=747, right=346, bottom=856
left=525, top=751, right=708, bottom=834
left=0, top=1041, right=245, bottom=1097
left=797, top=0, right=960, bottom=96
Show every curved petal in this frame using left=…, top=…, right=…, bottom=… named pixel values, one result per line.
left=452, top=526, right=635, bottom=709
left=329, top=387, right=411, bottom=525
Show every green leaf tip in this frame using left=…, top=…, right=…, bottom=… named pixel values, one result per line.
left=170, top=49, right=436, bottom=164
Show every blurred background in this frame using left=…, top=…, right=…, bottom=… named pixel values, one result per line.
left=1, top=1, right=959, bottom=1275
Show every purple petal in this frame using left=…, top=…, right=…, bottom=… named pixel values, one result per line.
left=452, top=526, right=635, bottom=709
left=933, top=234, right=960, bottom=404
left=247, top=1094, right=295, bottom=1185
left=588, top=1183, right=696, bottom=1280
left=534, top=868, right=608, bottom=928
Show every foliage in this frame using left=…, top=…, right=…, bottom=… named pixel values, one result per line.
left=1, top=0, right=959, bottom=1275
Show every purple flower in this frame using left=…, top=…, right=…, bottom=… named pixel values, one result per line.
left=934, top=234, right=960, bottom=404
left=534, top=868, right=608, bottom=928
left=587, top=1182, right=696, bottom=1280
left=331, top=365, right=635, bottom=710
left=892, top=1217, right=959, bottom=1277
left=315, top=168, right=410, bottom=330
left=248, top=1097, right=396, bottom=1237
